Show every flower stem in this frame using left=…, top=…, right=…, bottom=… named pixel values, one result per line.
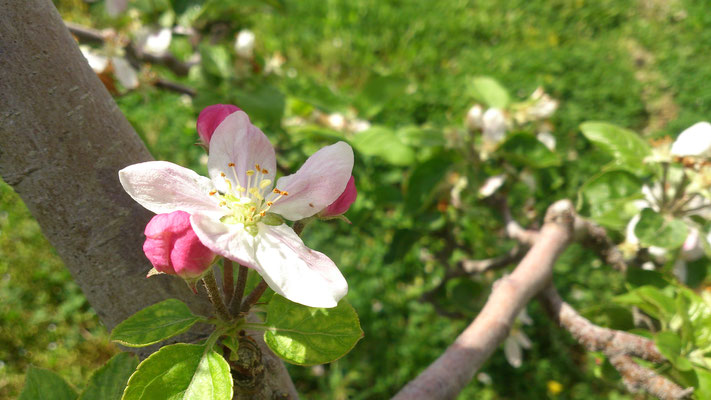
left=203, top=269, right=231, bottom=321
left=240, top=279, right=269, bottom=314
left=230, top=264, right=249, bottom=315
left=222, top=259, right=234, bottom=305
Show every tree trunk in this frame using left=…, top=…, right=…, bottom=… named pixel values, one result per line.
left=0, top=1, right=296, bottom=398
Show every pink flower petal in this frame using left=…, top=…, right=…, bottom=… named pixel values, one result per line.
left=143, top=211, right=215, bottom=279
left=320, top=175, right=357, bottom=217
left=197, top=104, right=241, bottom=145
left=270, top=141, right=354, bottom=221
left=119, top=161, right=223, bottom=217
left=208, top=111, right=276, bottom=194
left=190, top=212, right=259, bottom=269
left=253, top=223, right=347, bottom=308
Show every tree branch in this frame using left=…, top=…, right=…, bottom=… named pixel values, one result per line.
left=539, top=285, right=692, bottom=399
left=573, top=217, right=628, bottom=272
left=393, top=200, right=575, bottom=400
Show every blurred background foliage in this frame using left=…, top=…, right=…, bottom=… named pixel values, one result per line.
left=3, top=0, right=711, bottom=398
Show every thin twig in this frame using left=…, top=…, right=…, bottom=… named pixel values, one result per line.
left=154, top=79, right=196, bottom=97
left=240, top=279, right=269, bottom=314
left=574, top=217, right=628, bottom=272
left=223, top=259, right=234, bottom=305
left=230, top=264, right=250, bottom=315
left=202, top=269, right=231, bottom=321
left=539, top=285, right=693, bottom=400
left=460, top=246, right=526, bottom=274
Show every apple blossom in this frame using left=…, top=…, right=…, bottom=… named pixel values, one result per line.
left=482, top=108, right=507, bottom=144
left=319, top=176, right=357, bottom=218
left=235, top=30, right=256, bottom=59
left=670, top=122, right=711, bottom=158
left=143, top=211, right=216, bottom=281
left=120, top=111, right=353, bottom=308
left=466, top=104, right=484, bottom=131
left=197, top=104, right=241, bottom=145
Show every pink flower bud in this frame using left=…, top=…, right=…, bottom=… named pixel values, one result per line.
left=196, top=104, right=241, bottom=145
left=143, top=211, right=216, bottom=279
left=320, top=176, right=357, bottom=217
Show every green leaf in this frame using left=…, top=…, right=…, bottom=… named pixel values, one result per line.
left=404, top=154, right=450, bottom=211
left=634, top=208, right=688, bottom=249
left=695, top=367, right=711, bottom=400
left=234, top=84, right=286, bottom=127
left=468, top=76, right=510, bottom=108
left=626, top=268, right=670, bottom=289
left=264, top=295, right=363, bottom=365
left=499, top=133, right=561, bottom=168
left=122, top=343, right=232, bottom=400
left=356, top=74, right=408, bottom=118
left=384, top=229, right=421, bottom=264
left=579, top=122, right=651, bottom=173
left=79, top=353, right=138, bottom=400
left=579, top=169, right=643, bottom=229
left=19, top=366, right=77, bottom=400
left=350, top=126, right=415, bottom=166
left=399, top=126, right=446, bottom=147
left=110, top=299, right=203, bottom=347
left=656, top=331, right=692, bottom=371
left=199, top=44, right=232, bottom=79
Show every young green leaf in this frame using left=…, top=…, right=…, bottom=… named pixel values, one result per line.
left=500, top=133, right=561, bottom=168
left=110, top=299, right=204, bottom=347
left=122, top=344, right=232, bottom=400
left=578, top=169, right=642, bottom=229
left=634, top=208, right=688, bottom=250
left=264, top=295, right=363, bottom=365
left=580, top=122, right=651, bottom=173
left=655, top=331, right=692, bottom=371
left=469, top=76, right=510, bottom=108
left=79, top=353, right=138, bottom=400
left=19, top=366, right=77, bottom=400
left=350, top=126, right=415, bottom=166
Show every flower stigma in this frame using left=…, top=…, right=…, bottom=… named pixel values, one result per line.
left=211, top=162, right=287, bottom=235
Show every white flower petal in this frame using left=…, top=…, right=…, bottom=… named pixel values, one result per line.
left=119, top=161, right=222, bottom=216
left=208, top=111, right=276, bottom=194
left=253, top=223, right=347, bottom=308
left=671, top=122, right=711, bottom=157
left=270, top=142, right=354, bottom=221
left=190, top=213, right=259, bottom=268
left=112, top=57, right=139, bottom=89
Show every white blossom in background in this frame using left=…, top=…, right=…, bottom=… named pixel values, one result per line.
left=670, top=122, right=711, bottom=158
left=349, top=119, right=371, bottom=133
left=466, top=104, right=484, bottom=131
left=503, top=309, right=533, bottom=368
left=80, top=45, right=109, bottom=73
left=482, top=108, right=507, bottom=145
left=265, top=52, right=286, bottom=75
left=112, top=57, right=139, bottom=89
left=235, top=29, right=256, bottom=59
left=478, top=174, right=506, bottom=198
left=326, top=113, right=347, bottom=131
left=536, top=131, right=556, bottom=151
left=137, top=28, right=172, bottom=57
left=526, top=87, right=558, bottom=120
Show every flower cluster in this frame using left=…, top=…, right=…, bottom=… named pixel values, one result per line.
left=623, top=122, right=711, bottom=278
left=120, top=105, right=357, bottom=308
left=466, top=87, right=558, bottom=159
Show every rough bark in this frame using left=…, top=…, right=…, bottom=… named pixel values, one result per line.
left=0, top=1, right=296, bottom=398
